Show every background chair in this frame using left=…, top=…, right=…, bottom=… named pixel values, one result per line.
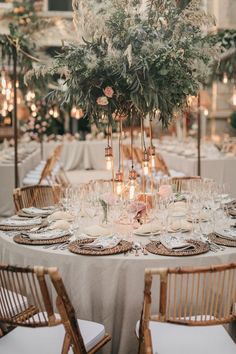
left=13, top=184, right=61, bottom=212
left=170, top=176, right=201, bottom=192
left=0, top=264, right=111, bottom=354
left=138, top=263, right=236, bottom=354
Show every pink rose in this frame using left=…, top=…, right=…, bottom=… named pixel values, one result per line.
left=127, top=201, right=147, bottom=215
left=103, top=86, right=114, bottom=98
left=96, top=96, right=109, bottom=106
left=158, top=185, right=173, bottom=199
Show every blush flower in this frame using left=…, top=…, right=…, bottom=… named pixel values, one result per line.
left=96, top=96, right=109, bottom=106
left=158, top=185, right=173, bottom=199
left=103, top=86, right=114, bottom=98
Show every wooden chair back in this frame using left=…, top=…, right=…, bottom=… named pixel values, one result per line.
left=139, top=263, right=236, bottom=354
left=13, top=185, right=61, bottom=212
left=55, top=167, right=71, bottom=189
left=170, top=176, right=201, bottom=192
left=39, top=144, right=63, bottom=185
left=155, top=154, right=170, bottom=176
left=0, top=265, right=89, bottom=353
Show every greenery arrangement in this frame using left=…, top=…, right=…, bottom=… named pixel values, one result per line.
left=27, top=0, right=218, bottom=127
left=230, top=111, right=236, bottom=130
left=211, top=29, right=236, bottom=83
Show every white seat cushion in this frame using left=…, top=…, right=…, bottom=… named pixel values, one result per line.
left=0, top=288, right=28, bottom=317
left=0, top=318, right=105, bottom=353
left=136, top=320, right=236, bottom=354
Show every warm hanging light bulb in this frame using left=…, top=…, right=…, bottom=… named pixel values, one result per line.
left=148, top=146, right=156, bottom=168
left=204, top=108, right=209, bottom=116
left=128, top=168, right=137, bottom=200
left=232, top=87, right=236, bottom=107
left=53, top=107, right=60, bottom=118
left=142, top=149, right=149, bottom=176
left=26, top=90, right=35, bottom=102
left=71, top=106, right=77, bottom=117
left=1, top=71, right=7, bottom=89
left=115, top=171, right=124, bottom=196
left=105, top=146, right=113, bottom=170
left=223, top=73, right=228, bottom=84
left=49, top=108, right=54, bottom=116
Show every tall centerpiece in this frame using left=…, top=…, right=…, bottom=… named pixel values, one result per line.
left=27, top=0, right=218, bottom=196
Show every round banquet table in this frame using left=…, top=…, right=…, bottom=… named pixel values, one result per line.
left=0, top=231, right=235, bottom=354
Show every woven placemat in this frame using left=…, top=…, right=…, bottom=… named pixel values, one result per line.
left=68, top=238, right=132, bottom=256
left=0, top=224, right=40, bottom=231
left=145, top=240, right=209, bottom=257
left=13, top=234, right=71, bottom=246
left=209, top=233, right=236, bottom=247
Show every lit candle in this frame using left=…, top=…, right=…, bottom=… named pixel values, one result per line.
left=223, top=73, right=228, bottom=84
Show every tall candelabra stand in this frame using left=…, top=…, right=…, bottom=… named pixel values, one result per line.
left=114, top=120, right=124, bottom=197
left=197, top=93, right=201, bottom=177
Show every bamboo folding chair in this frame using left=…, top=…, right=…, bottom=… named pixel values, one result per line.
left=155, top=154, right=170, bottom=176
left=0, top=264, right=111, bottom=354
left=39, top=144, right=63, bottom=185
left=55, top=167, right=71, bottom=189
left=13, top=184, right=61, bottom=212
left=170, top=176, right=202, bottom=193
left=137, top=263, right=236, bottom=354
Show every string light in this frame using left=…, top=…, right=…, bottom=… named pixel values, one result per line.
left=223, top=73, right=228, bottom=84
left=26, top=90, right=35, bottom=102
left=115, top=171, right=124, bottom=196
left=105, top=145, right=113, bottom=170
left=142, top=149, right=149, bottom=176
left=148, top=146, right=156, bottom=168
left=71, top=106, right=84, bottom=119
left=232, top=87, right=236, bottom=107
left=128, top=168, right=137, bottom=200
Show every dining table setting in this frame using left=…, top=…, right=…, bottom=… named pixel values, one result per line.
left=0, top=178, right=236, bottom=353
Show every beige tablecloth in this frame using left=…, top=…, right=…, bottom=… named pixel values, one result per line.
left=0, top=149, right=41, bottom=216
left=43, top=140, right=120, bottom=171
left=158, top=150, right=236, bottom=197
left=0, top=231, right=235, bottom=354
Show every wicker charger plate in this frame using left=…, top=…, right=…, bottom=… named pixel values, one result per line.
left=0, top=224, right=41, bottom=231
left=145, top=240, right=209, bottom=257
left=68, top=238, right=132, bottom=256
left=13, top=234, right=71, bottom=246
left=209, top=233, right=236, bottom=247
left=17, top=210, right=48, bottom=218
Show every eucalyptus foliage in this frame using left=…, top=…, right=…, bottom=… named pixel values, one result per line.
left=27, top=0, right=218, bottom=127
left=211, top=30, right=236, bottom=83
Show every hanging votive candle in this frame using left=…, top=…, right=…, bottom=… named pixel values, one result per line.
left=142, top=149, right=149, bottom=176
left=115, top=171, right=124, bottom=196
left=223, top=73, right=228, bottom=84
left=128, top=168, right=137, bottom=200
left=105, top=145, right=113, bottom=170
left=148, top=146, right=156, bottom=169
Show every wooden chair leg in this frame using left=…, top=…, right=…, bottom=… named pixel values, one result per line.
left=61, top=332, right=72, bottom=354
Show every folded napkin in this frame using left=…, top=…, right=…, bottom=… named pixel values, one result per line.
left=22, top=207, right=54, bottom=216
left=215, top=229, right=236, bottom=241
left=79, top=236, right=121, bottom=250
left=48, top=211, right=74, bottom=223
left=0, top=217, right=42, bottom=227
left=169, top=220, right=192, bottom=232
left=83, top=225, right=113, bottom=237
left=48, top=220, right=70, bottom=231
left=160, top=235, right=195, bottom=251
left=135, top=222, right=162, bottom=235
left=22, top=230, right=70, bottom=241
